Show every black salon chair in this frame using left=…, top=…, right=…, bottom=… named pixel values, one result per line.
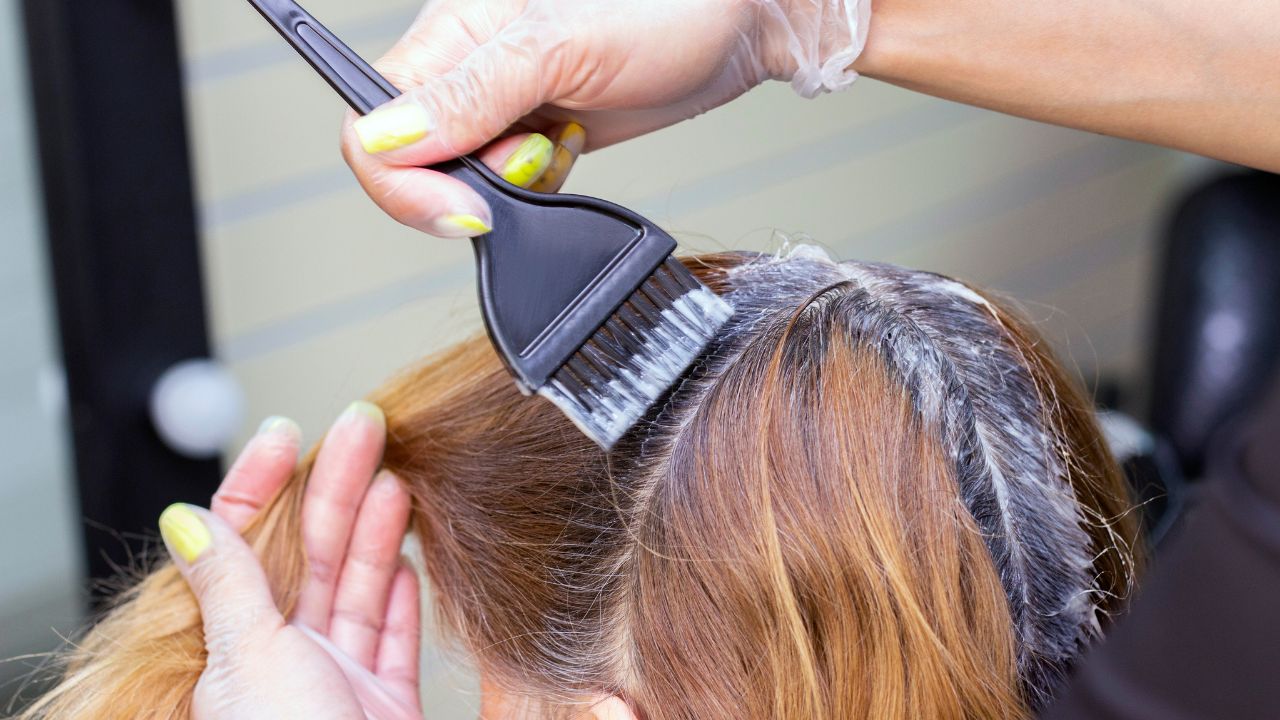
left=1148, top=170, right=1280, bottom=479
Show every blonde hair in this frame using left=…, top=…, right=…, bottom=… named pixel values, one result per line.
left=20, top=251, right=1140, bottom=719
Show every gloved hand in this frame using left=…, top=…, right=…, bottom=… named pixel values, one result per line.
left=158, top=403, right=422, bottom=720
left=340, top=0, right=871, bottom=238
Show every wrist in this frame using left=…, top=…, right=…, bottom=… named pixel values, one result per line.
left=849, top=0, right=894, bottom=79
left=848, top=0, right=939, bottom=86
left=754, top=0, right=872, bottom=96
left=754, top=0, right=802, bottom=81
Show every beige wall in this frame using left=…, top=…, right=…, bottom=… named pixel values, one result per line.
left=179, top=0, right=1186, bottom=713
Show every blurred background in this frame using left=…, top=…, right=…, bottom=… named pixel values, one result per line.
left=3, top=0, right=1275, bottom=715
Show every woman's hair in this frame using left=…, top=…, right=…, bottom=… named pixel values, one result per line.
left=20, top=248, right=1140, bottom=719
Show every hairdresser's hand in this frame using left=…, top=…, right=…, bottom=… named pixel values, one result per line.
left=159, top=403, right=423, bottom=720
left=341, top=0, right=864, bottom=237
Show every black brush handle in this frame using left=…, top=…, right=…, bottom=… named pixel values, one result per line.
left=246, top=0, right=680, bottom=400
left=245, top=0, right=499, bottom=206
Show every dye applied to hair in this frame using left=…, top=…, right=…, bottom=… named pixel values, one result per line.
left=719, top=246, right=1123, bottom=701
left=539, top=257, right=734, bottom=448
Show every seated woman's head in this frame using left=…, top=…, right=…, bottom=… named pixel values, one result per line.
left=27, top=248, right=1140, bottom=719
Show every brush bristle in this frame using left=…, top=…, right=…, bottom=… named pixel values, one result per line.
left=537, top=257, right=734, bottom=449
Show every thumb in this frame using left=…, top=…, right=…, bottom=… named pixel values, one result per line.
left=159, top=504, right=283, bottom=652
left=352, top=37, right=552, bottom=165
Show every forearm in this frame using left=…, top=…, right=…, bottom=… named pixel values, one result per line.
left=854, top=0, right=1280, bottom=171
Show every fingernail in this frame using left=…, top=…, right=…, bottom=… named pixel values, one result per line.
left=557, top=122, right=587, bottom=156
left=159, top=504, right=212, bottom=564
left=342, top=400, right=385, bottom=428
left=529, top=145, right=575, bottom=193
left=439, top=213, right=493, bottom=236
left=353, top=104, right=431, bottom=154
left=530, top=124, right=586, bottom=193
left=501, top=133, right=554, bottom=188
left=256, top=415, right=302, bottom=442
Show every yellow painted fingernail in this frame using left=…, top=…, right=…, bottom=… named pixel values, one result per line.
left=440, top=214, right=493, bottom=236
left=529, top=145, right=575, bottom=193
left=159, top=504, right=212, bottom=564
left=353, top=104, right=430, bottom=154
left=501, top=133, right=554, bottom=188
left=557, top=122, right=586, bottom=156
left=343, top=400, right=385, bottom=427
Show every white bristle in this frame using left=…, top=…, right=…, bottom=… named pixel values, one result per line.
left=537, top=261, right=734, bottom=449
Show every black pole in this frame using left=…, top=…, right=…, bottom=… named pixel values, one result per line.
left=21, top=0, right=222, bottom=595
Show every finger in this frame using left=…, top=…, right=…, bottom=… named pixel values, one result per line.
left=588, top=697, right=637, bottom=720
left=293, top=401, right=387, bottom=632
left=342, top=122, right=577, bottom=240
left=475, top=132, right=557, bottom=189
left=470, top=121, right=587, bottom=194
left=341, top=111, right=494, bottom=239
left=473, top=132, right=538, bottom=171
left=528, top=122, right=587, bottom=193
left=350, top=34, right=554, bottom=170
left=342, top=3, right=540, bottom=239
left=343, top=9, right=577, bottom=235
left=375, top=564, right=422, bottom=708
left=341, top=124, right=558, bottom=238
left=211, top=416, right=302, bottom=531
left=159, top=504, right=283, bottom=656
left=328, top=471, right=412, bottom=669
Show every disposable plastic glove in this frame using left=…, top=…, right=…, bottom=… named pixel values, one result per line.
left=159, top=404, right=423, bottom=720
left=341, top=0, right=871, bottom=238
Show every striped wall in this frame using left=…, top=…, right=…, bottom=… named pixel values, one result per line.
left=177, top=1, right=1186, bottom=713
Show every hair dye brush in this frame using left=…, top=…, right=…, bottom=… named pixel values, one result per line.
left=246, top=0, right=733, bottom=449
